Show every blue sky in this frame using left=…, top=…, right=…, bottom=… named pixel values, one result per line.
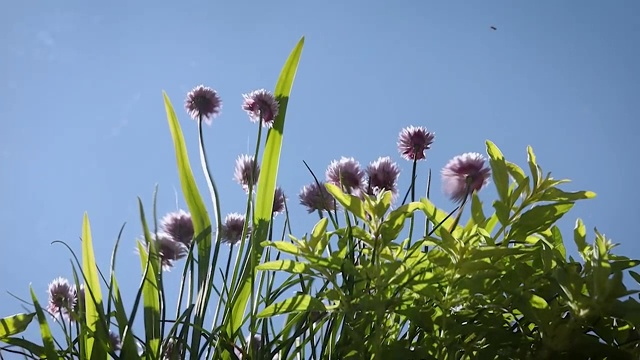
left=1, top=0, right=639, bottom=351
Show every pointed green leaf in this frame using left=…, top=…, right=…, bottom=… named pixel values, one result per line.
left=629, top=271, right=640, bottom=285
left=0, top=337, right=45, bottom=357
left=137, top=241, right=161, bottom=359
left=0, top=312, right=35, bottom=339
left=468, top=246, right=535, bottom=261
left=539, top=188, right=596, bottom=202
left=226, top=37, right=305, bottom=341
left=486, top=141, right=510, bottom=203
left=506, top=161, right=527, bottom=186
left=470, top=193, right=486, bottom=226
left=109, top=275, right=140, bottom=359
left=308, top=218, right=329, bottom=253
left=492, top=200, right=510, bottom=225
left=381, top=201, right=426, bottom=243
left=420, top=198, right=457, bottom=234
left=256, top=260, right=315, bottom=275
left=163, top=92, right=212, bottom=285
left=325, top=183, right=366, bottom=221
left=257, top=295, right=326, bottom=318
left=574, top=218, right=588, bottom=254
left=509, top=203, right=574, bottom=240
left=527, top=145, right=540, bottom=189
left=81, top=213, right=107, bottom=360
left=29, top=287, right=58, bottom=360
left=528, top=293, right=549, bottom=309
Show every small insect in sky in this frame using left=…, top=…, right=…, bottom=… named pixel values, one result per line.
left=490, top=26, right=497, bottom=31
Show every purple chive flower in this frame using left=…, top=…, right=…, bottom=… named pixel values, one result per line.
left=221, top=213, right=249, bottom=245
left=46, top=277, right=76, bottom=320
left=144, top=234, right=188, bottom=271
left=325, top=157, right=365, bottom=195
left=161, top=210, right=194, bottom=246
left=299, top=182, right=336, bottom=214
left=242, top=89, right=280, bottom=127
left=234, top=154, right=260, bottom=192
left=398, top=126, right=435, bottom=161
left=109, top=330, right=122, bottom=351
left=366, top=156, right=401, bottom=197
left=441, top=152, right=491, bottom=203
left=273, top=186, right=286, bottom=215
left=185, top=85, right=222, bottom=124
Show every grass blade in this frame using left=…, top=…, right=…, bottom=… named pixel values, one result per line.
left=29, top=287, right=58, bottom=359
left=225, top=36, right=305, bottom=349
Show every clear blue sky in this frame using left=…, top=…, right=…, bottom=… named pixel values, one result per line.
left=1, top=0, right=639, bottom=348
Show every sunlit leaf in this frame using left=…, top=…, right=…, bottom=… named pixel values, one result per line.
left=381, top=201, right=426, bottom=243
left=509, top=202, right=574, bottom=240
left=539, top=187, right=596, bottom=202
left=137, top=241, right=161, bottom=359
left=325, top=183, right=366, bottom=221
left=226, top=37, right=305, bottom=342
left=308, top=217, right=329, bottom=253
left=470, top=193, right=486, bottom=226
left=257, top=260, right=315, bottom=275
left=573, top=218, right=588, bottom=255
left=29, top=288, right=58, bottom=360
left=528, top=293, right=548, bottom=309
left=527, top=145, right=540, bottom=190
left=0, top=312, right=34, bottom=339
left=257, top=295, right=326, bottom=318
left=80, top=213, right=107, bottom=360
left=486, top=141, right=510, bottom=203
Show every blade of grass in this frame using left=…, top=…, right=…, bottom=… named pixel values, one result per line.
left=223, top=36, right=305, bottom=353
left=29, top=287, right=58, bottom=360
left=80, top=213, right=108, bottom=360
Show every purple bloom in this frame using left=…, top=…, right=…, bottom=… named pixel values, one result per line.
left=398, top=126, right=435, bottom=161
left=161, top=210, right=194, bottom=246
left=234, top=154, right=260, bottom=192
left=441, top=152, right=491, bottom=203
left=146, top=234, right=188, bottom=271
left=325, top=157, right=365, bottom=195
left=242, top=89, right=280, bottom=127
left=299, top=182, right=336, bottom=213
left=221, top=213, right=249, bottom=245
left=366, top=157, right=401, bottom=197
left=273, top=186, right=286, bottom=215
left=47, top=277, right=76, bottom=320
left=185, top=85, right=222, bottom=125
left=109, top=330, right=122, bottom=351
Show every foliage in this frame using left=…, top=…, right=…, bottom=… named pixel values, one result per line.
left=1, top=37, right=639, bottom=360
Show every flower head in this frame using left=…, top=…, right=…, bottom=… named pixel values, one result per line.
left=441, top=152, right=491, bottom=203
left=299, top=182, right=336, bottom=214
left=221, top=213, right=249, bottom=245
left=366, top=157, right=401, bottom=197
left=272, top=186, right=286, bottom=215
left=242, top=89, right=280, bottom=127
left=144, top=234, right=188, bottom=271
left=234, top=154, right=260, bottom=192
left=325, top=157, right=365, bottom=195
left=109, top=330, right=122, bottom=351
left=161, top=210, right=194, bottom=246
left=47, top=277, right=76, bottom=320
left=398, top=126, right=435, bottom=161
left=185, top=85, right=222, bottom=124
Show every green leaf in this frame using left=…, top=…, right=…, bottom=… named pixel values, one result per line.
left=528, top=293, right=549, bottom=309
left=325, top=183, right=366, bottom=221
left=527, top=145, right=540, bottom=190
left=492, top=200, right=510, bottom=225
left=509, top=202, right=574, bottom=240
left=257, top=295, right=326, bottom=318
left=256, top=260, right=315, bottom=275
left=468, top=246, right=535, bottom=261
left=629, top=271, right=640, bottom=285
left=506, top=161, right=527, bottom=186
left=137, top=241, right=161, bottom=359
left=80, top=213, right=107, bottom=360
left=470, top=193, right=486, bottom=226
left=29, top=287, right=58, bottom=360
left=226, top=37, right=305, bottom=341
left=486, top=141, right=510, bottom=203
left=308, top=218, right=329, bottom=254
left=573, top=218, right=588, bottom=254
left=163, top=92, right=212, bottom=286
left=381, top=201, right=426, bottom=243
left=265, top=241, right=303, bottom=256
left=539, top=187, right=596, bottom=202
left=420, top=198, right=457, bottom=234
left=109, top=275, right=140, bottom=359
left=0, top=313, right=35, bottom=339
left=0, top=337, right=45, bottom=357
